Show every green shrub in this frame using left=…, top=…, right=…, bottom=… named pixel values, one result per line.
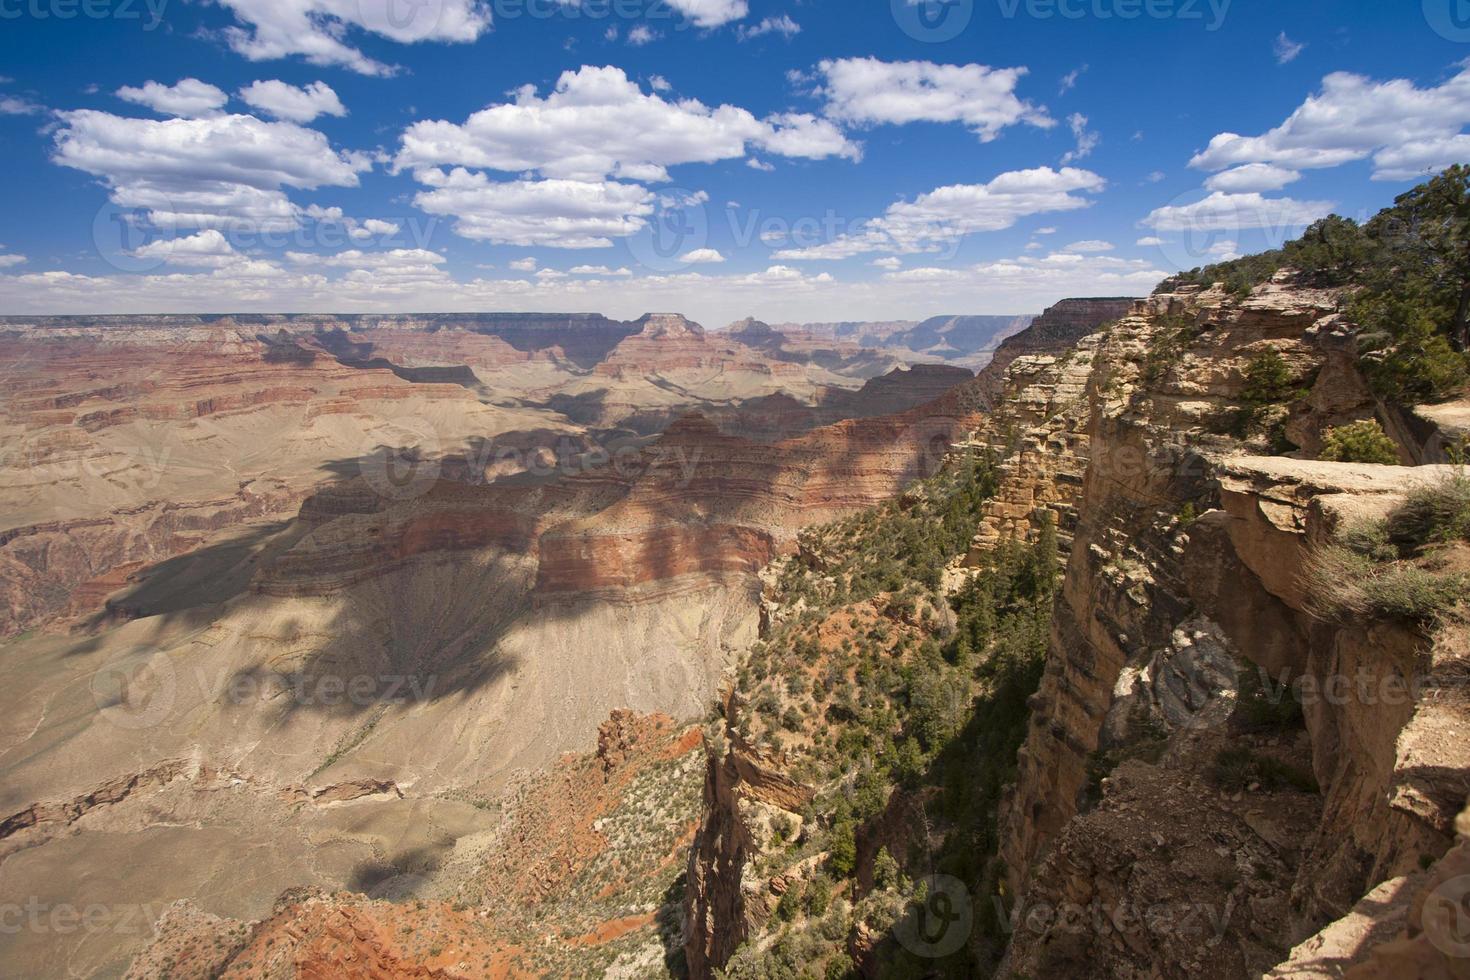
left=1305, top=544, right=1465, bottom=623
left=1141, top=315, right=1197, bottom=383
left=1359, top=565, right=1467, bottom=621
left=1208, top=746, right=1318, bottom=793
left=873, top=847, right=900, bottom=890
left=1241, top=349, right=1298, bottom=405
left=1356, top=300, right=1470, bottom=403
left=827, top=821, right=857, bottom=878
left=1389, top=474, right=1470, bottom=548
left=824, top=955, right=855, bottom=980
left=1205, top=350, right=1303, bottom=444
left=775, top=883, right=801, bottom=922
left=1339, top=519, right=1398, bottom=562
left=1319, top=420, right=1400, bottom=465
left=1235, top=667, right=1304, bottom=732
left=805, top=877, right=831, bottom=917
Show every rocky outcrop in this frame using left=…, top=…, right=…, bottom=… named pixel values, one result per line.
left=994, top=277, right=1470, bottom=977
left=965, top=336, right=1101, bottom=555
left=599, top=314, right=716, bottom=376
left=535, top=394, right=983, bottom=599
left=952, top=297, right=1136, bottom=558
left=0, top=483, right=306, bottom=635
left=0, top=326, right=537, bottom=635
left=0, top=760, right=242, bottom=857
left=685, top=717, right=816, bottom=978
left=253, top=488, right=543, bottom=597
left=973, top=296, right=1136, bottom=406
left=1267, top=797, right=1470, bottom=979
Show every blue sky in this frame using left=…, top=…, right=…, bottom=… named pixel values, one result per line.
left=1, top=0, right=1468, bottom=324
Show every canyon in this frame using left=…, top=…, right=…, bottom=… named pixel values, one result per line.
left=0, top=308, right=1033, bottom=978
left=1, top=273, right=1467, bottom=980
left=676, top=273, right=1470, bottom=980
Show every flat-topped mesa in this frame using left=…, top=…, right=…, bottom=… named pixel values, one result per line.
left=633, top=312, right=706, bottom=339
left=0, top=312, right=648, bottom=368
left=724, top=317, right=778, bottom=340
left=1028, top=296, right=1138, bottom=337
left=596, top=312, right=802, bottom=378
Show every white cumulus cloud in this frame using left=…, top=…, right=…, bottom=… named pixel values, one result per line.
left=411, top=168, right=655, bottom=248
left=51, top=110, right=372, bottom=230
left=737, top=15, right=799, bottom=40
left=238, top=80, right=346, bottom=123
left=116, top=79, right=227, bottom=118
left=569, top=265, right=633, bottom=276
left=128, top=229, right=241, bottom=267
left=775, top=167, right=1105, bottom=260
left=1190, top=67, right=1470, bottom=181
left=815, top=58, right=1053, bottom=141
left=216, top=0, right=491, bottom=75
left=1060, top=112, right=1098, bottom=164
left=1141, top=191, right=1333, bottom=233
left=662, top=0, right=747, bottom=27
left=395, top=66, right=859, bottom=182
left=1203, top=163, right=1301, bottom=193
left=0, top=95, right=43, bottom=115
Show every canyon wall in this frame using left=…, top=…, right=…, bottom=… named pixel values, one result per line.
left=973, top=296, right=1134, bottom=406
left=681, top=295, right=1136, bottom=978
left=680, top=279, right=1468, bottom=978
left=994, top=278, right=1470, bottom=978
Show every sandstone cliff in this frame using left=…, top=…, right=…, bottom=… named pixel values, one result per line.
left=995, top=277, right=1470, bottom=978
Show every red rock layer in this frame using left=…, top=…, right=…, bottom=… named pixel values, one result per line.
left=533, top=392, right=981, bottom=596
left=0, top=328, right=499, bottom=634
